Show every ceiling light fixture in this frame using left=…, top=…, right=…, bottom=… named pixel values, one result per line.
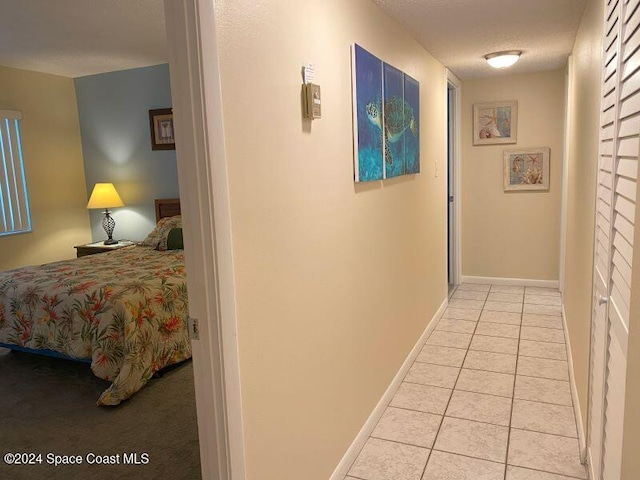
left=485, top=50, right=522, bottom=69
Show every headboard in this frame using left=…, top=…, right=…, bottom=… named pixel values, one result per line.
left=155, top=198, right=181, bottom=222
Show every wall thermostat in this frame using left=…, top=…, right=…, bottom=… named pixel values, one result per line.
left=303, top=83, right=321, bottom=120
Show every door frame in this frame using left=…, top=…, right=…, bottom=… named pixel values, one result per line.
left=446, top=70, right=462, bottom=286
left=559, top=57, right=572, bottom=293
left=164, top=1, right=245, bottom=479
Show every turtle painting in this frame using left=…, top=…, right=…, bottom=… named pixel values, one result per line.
left=383, top=63, right=415, bottom=177
left=351, top=44, right=420, bottom=181
left=366, top=96, right=417, bottom=166
left=352, top=43, right=385, bottom=182
left=404, top=73, right=420, bottom=175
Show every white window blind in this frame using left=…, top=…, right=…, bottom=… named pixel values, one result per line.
left=0, top=110, right=31, bottom=236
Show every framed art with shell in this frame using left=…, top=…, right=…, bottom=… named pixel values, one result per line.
left=473, top=100, right=517, bottom=146
left=503, top=147, right=550, bottom=191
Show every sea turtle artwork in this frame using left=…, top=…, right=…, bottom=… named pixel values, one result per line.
left=366, top=97, right=418, bottom=165
left=351, top=44, right=420, bottom=181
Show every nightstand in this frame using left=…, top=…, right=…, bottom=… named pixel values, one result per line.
left=74, top=240, right=136, bottom=258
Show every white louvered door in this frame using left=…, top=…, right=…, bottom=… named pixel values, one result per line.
left=588, top=0, right=638, bottom=478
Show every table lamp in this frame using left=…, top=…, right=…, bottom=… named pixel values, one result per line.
left=87, top=183, right=124, bottom=245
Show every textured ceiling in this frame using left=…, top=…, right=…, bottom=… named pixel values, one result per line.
left=0, top=0, right=587, bottom=79
left=0, top=0, right=166, bottom=78
left=372, top=0, right=589, bottom=78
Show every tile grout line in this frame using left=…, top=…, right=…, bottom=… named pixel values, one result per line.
left=418, top=288, right=490, bottom=479
left=474, top=331, right=566, bottom=345
left=479, top=318, right=565, bottom=330
left=509, top=426, right=580, bottom=441
left=431, top=449, right=586, bottom=479
left=503, top=299, right=522, bottom=480
left=400, top=380, right=573, bottom=407
left=505, top=464, right=587, bottom=480
left=386, top=403, right=578, bottom=439
left=429, top=447, right=586, bottom=479
left=357, top=429, right=582, bottom=474
left=430, top=448, right=506, bottom=466
left=415, top=352, right=571, bottom=374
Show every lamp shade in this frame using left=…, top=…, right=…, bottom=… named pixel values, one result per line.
left=86, top=183, right=124, bottom=209
left=485, top=51, right=521, bottom=69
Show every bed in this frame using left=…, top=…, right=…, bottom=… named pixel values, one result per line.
left=0, top=199, right=191, bottom=406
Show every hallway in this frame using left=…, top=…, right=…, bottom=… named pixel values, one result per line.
left=345, top=283, right=586, bottom=480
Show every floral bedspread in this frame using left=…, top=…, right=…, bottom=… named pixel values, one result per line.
left=0, top=246, right=191, bottom=406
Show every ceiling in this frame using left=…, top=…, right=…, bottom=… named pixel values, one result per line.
left=0, top=0, right=587, bottom=80
left=0, top=0, right=166, bottom=78
left=373, top=0, right=589, bottom=78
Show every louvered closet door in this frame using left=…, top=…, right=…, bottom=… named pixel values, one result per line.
left=588, top=0, right=638, bottom=478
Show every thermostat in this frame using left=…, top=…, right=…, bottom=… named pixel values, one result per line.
left=303, top=83, right=321, bottom=119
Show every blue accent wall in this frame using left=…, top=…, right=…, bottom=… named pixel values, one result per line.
left=75, top=64, right=179, bottom=242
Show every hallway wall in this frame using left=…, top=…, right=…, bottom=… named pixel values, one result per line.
left=564, top=0, right=603, bottom=436
left=214, top=0, right=447, bottom=478
left=461, top=70, right=565, bottom=281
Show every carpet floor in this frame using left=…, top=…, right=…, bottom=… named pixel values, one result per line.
left=0, top=348, right=201, bottom=480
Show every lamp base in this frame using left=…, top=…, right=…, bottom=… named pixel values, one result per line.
left=102, top=209, right=118, bottom=246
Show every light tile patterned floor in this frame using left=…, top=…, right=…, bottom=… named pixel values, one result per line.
left=345, top=284, right=587, bottom=480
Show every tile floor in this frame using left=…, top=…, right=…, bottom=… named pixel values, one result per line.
left=345, top=284, right=587, bottom=480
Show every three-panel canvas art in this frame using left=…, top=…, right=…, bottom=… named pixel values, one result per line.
left=352, top=44, right=420, bottom=182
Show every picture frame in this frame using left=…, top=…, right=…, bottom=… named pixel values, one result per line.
left=503, top=147, right=550, bottom=191
left=473, top=100, right=517, bottom=145
left=149, top=108, right=175, bottom=150
left=351, top=43, right=420, bottom=182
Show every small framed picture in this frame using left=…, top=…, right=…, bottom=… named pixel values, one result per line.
left=473, top=100, right=517, bottom=145
left=149, top=108, right=175, bottom=150
left=503, top=147, right=550, bottom=191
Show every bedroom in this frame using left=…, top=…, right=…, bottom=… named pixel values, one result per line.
left=0, top=2, right=201, bottom=480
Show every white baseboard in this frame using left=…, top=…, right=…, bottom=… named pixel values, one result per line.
left=329, top=298, right=448, bottom=480
left=461, top=275, right=559, bottom=288
left=562, top=304, right=587, bottom=464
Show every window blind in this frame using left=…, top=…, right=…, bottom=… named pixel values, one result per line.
left=0, top=110, right=31, bottom=236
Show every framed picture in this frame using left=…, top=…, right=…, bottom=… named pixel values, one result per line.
left=403, top=73, right=420, bottom=175
left=503, top=147, right=550, bottom=191
left=473, top=101, right=517, bottom=145
left=149, top=108, right=175, bottom=150
left=351, top=44, right=384, bottom=182
left=351, top=43, right=420, bottom=182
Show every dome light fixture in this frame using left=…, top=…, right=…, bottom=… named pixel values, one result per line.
left=485, top=50, right=522, bottom=69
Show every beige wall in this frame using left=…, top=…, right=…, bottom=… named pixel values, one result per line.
left=214, top=0, right=447, bottom=478
left=461, top=70, right=565, bottom=280
left=563, top=0, right=603, bottom=435
left=622, top=179, right=640, bottom=477
left=0, top=66, right=90, bottom=270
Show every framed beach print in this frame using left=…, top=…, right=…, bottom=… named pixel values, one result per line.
left=503, top=147, right=550, bottom=191
left=473, top=100, right=517, bottom=145
left=149, top=108, right=175, bottom=150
